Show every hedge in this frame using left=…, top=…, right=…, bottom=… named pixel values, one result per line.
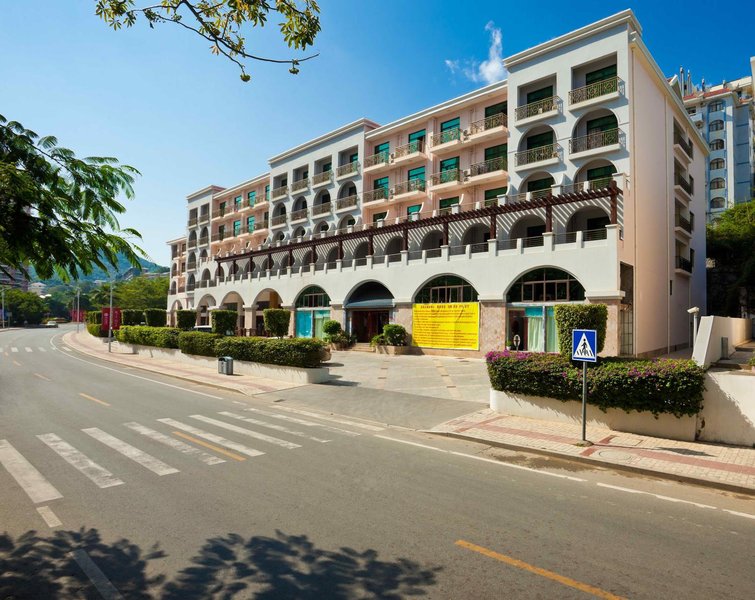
left=178, top=331, right=220, bottom=357
left=215, top=337, right=324, bottom=368
left=86, top=323, right=108, bottom=338
left=86, top=311, right=102, bottom=325
left=115, top=325, right=180, bottom=349
left=554, top=304, right=608, bottom=358
left=176, top=310, right=197, bottom=331
left=485, top=351, right=705, bottom=417
left=382, top=324, right=407, bottom=346
left=263, top=309, right=290, bottom=338
left=322, top=320, right=342, bottom=337
left=121, top=309, right=144, bottom=326
left=144, top=309, right=167, bottom=327
left=211, top=310, right=238, bottom=335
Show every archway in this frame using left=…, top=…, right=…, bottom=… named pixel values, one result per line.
left=566, top=206, right=610, bottom=240
left=345, top=281, right=394, bottom=342
left=461, top=223, right=490, bottom=252
left=294, top=285, right=331, bottom=338
left=200, top=269, right=212, bottom=288
left=325, top=246, right=340, bottom=265
left=352, top=241, right=369, bottom=264
left=383, top=236, right=403, bottom=261
left=571, top=109, right=619, bottom=153
left=420, top=230, right=444, bottom=255
left=170, top=280, right=177, bottom=294
left=187, top=273, right=196, bottom=291
left=220, top=291, right=245, bottom=334
left=196, top=294, right=217, bottom=326
left=574, top=159, right=617, bottom=191
left=251, top=288, right=283, bottom=336
left=338, top=215, right=356, bottom=232
left=510, top=215, right=546, bottom=247
left=413, top=275, right=479, bottom=303
left=521, top=172, right=554, bottom=199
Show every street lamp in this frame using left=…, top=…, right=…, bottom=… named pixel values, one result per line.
left=1, top=286, right=6, bottom=329
left=687, top=306, right=700, bottom=345
left=107, top=278, right=114, bottom=353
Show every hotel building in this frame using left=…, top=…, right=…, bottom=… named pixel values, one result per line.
left=167, top=10, right=706, bottom=358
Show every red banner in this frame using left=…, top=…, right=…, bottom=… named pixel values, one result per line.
left=70, top=309, right=85, bottom=323
left=101, top=307, right=122, bottom=332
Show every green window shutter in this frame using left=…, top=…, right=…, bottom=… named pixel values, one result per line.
left=439, top=157, right=459, bottom=171
left=219, top=201, right=226, bottom=216
left=585, top=64, right=617, bottom=85
left=374, top=176, right=389, bottom=191
left=526, top=86, right=553, bottom=104
left=526, top=131, right=553, bottom=150
left=408, top=166, right=425, bottom=181
left=375, top=142, right=390, bottom=155
left=439, top=197, right=459, bottom=209
left=407, top=204, right=421, bottom=215
left=527, top=177, right=553, bottom=192
left=247, top=191, right=256, bottom=206
left=440, top=117, right=460, bottom=132
left=372, top=211, right=387, bottom=223
left=408, top=129, right=426, bottom=143
left=323, top=162, right=331, bottom=172
left=586, top=165, right=616, bottom=180
left=247, top=216, right=255, bottom=230
left=586, top=115, right=617, bottom=133
left=218, top=225, right=225, bottom=239
left=484, top=187, right=508, bottom=201
left=265, top=185, right=270, bottom=200
left=233, top=220, right=241, bottom=236
left=485, top=101, right=507, bottom=118
left=484, top=144, right=507, bottom=161
left=349, top=152, right=359, bottom=163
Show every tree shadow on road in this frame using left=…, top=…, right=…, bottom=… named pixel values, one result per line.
left=0, top=528, right=440, bottom=599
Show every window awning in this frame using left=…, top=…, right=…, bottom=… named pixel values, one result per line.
left=344, top=299, right=395, bottom=309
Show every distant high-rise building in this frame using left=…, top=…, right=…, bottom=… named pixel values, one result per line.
left=678, top=58, right=755, bottom=221
left=0, top=266, right=28, bottom=291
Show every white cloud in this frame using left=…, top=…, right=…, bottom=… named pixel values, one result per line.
left=445, top=21, right=507, bottom=85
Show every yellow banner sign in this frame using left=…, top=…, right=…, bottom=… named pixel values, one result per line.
left=412, top=302, right=480, bottom=350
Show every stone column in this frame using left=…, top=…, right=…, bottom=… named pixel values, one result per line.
left=586, top=296, right=622, bottom=357
left=479, top=300, right=507, bottom=355
left=243, top=306, right=256, bottom=336
left=282, top=304, right=296, bottom=337
left=393, top=301, right=414, bottom=346
left=329, top=303, right=345, bottom=330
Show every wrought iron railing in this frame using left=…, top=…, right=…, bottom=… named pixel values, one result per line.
left=188, top=218, right=198, bottom=227
left=313, top=202, right=331, bottom=216
left=469, top=156, right=507, bottom=176
left=271, top=214, right=287, bottom=226
left=431, top=127, right=462, bottom=146
left=569, top=128, right=623, bottom=153
left=393, top=178, right=426, bottom=195
left=673, top=131, right=694, bottom=158
left=430, top=169, right=461, bottom=186
left=469, top=112, right=507, bottom=135
left=198, top=213, right=210, bottom=223
left=291, top=178, right=309, bottom=192
left=198, top=237, right=209, bottom=246
left=336, top=161, right=359, bottom=177
left=253, top=220, right=269, bottom=231
left=362, top=187, right=389, bottom=203
left=271, top=185, right=288, bottom=199
left=364, top=151, right=390, bottom=168
left=568, top=76, right=620, bottom=104
left=312, top=171, right=332, bottom=185
left=336, top=195, right=359, bottom=210
left=675, top=214, right=692, bottom=233
left=394, top=138, right=424, bottom=158
left=515, top=96, right=559, bottom=121
left=291, top=208, right=308, bottom=221
left=514, top=143, right=559, bottom=166
left=674, top=171, right=694, bottom=195
left=187, top=241, right=197, bottom=249
left=676, top=256, right=692, bottom=273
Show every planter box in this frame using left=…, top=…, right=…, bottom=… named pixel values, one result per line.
left=489, top=389, right=697, bottom=442
left=374, top=345, right=411, bottom=355
left=121, top=343, right=330, bottom=384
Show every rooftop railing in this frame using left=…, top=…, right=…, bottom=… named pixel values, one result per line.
left=568, top=76, right=620, bottom=105
left=515, top=96, right=559, bottom=121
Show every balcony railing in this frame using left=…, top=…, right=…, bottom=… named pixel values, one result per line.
left=336, top=161, right=359, bottom=177
left=188, top=217, right=198, bottom=227
left=187, top=261, right=197, bottom=271
left=675, top=213, right=692, bottom=233
left=673, top=131, right=694, bottom=158
left=290, top=208, right=308, bottom=221
left=674, top=172, right=694, bottom=195
left=313, top=202, right=331, bottom=216
left=364, top=151, right=389, bottom=169
left=430, top=169, right=461, bottom=186
left=336, top=195, right=359, bottom=210
left=291, top=178, right=309, bottom=192
left=514, top=143, right=559, bottom=166
left=431, top=128, right=462, bottom=146
left=187, top=241, right=197, bottom=249
left=253, top=219, right=269, bottom=231
left=515, top=96, right=559, bottom=121
left=394, top=138, right=424, bottom=158
left=186, top=283, right=195, bottom=292
left=271, top=185, right=288, bottom=199
left=469, top=156, right=507, bottom=177
left=469, top=112, right=507, bottom=135
left=568, top=76, right=620, bottom=105
left=676, top=256, right=692, bottom=273
left=212, top=209, right=227, bottom=219
left=198, top=213, right=210, bottom=223
left=211, top=233, right=225, bottom=242
left=198, top=237, right=209, bottom=246
left=312, top=171, right=332, bottom=185
left=362, top=187, right=389, bottom=203
left=271, top=214, right=287, bottom=226
left=393, top=178, right=426, bottom=196
left=569, top=128, right=623, bottom=153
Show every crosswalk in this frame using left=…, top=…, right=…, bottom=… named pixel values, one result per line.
left=0, top=407, right=379, bottom=518
left=1, top=346, right=53, bottom=354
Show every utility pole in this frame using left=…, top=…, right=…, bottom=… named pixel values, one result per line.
left=107, top=279, right=114, bottom=353
left=1, top=287, right=5, bottom=329
left=75, top=288, right=81, bottom=334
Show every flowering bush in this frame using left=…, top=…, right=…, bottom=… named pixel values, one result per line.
left=486, top=351, right=705, bottom=417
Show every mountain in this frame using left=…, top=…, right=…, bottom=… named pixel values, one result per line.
left=29, top=254, right=168, bottom=285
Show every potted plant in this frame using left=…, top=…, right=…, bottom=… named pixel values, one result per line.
left=371, top=324, right=410, bottom=355
left=749, top=356, right=755, bottom=373
left=323, top=319, right=349, bottom=350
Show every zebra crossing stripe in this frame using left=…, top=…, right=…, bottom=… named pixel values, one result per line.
left=157, top=419, right=265, bottom=458
left=0, top=439, right=63, bottom=503
left=123, top=422, right=225, bottom=465
left=37, top=347, right=47, bottom=352
left=243, top=407, right=360, bottom=437
left=218, top=411, right=330, bottom=443
left=37, top=433, right=124, bottom=489
left=189, top=415, right=301, bottom=449
left=11, top=347, right=18, bottom=353
left=265, top=406, right=385, bottom=431
left=83, top=428, right=179, bottom=476
left=24, top=347, right=32, bottom=353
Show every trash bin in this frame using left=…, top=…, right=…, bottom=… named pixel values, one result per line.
left=218, top=356, right=234, bottom=375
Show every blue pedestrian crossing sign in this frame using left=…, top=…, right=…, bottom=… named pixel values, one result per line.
left=572, top=329, right=597, bottom=362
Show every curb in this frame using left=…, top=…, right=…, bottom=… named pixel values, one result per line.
left=429, top=430, right=755, bottom=497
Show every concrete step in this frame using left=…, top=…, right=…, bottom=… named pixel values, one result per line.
left=350, top=343, right=375, bottom=353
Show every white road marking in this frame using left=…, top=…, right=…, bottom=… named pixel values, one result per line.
left=274, top=405, right=385, bottom=431
left=219, top=411, right=330, bottom=443
left=71, top=549, right=124, bottom=600
left=37, top=433, right=124, bottom=489
left=0, top=439, right=63, bottom=503
left=157, top=419, right=265, bottom=458
left=596, top=483, right=717, bottom=509
left=83, top=428, right=179, bottom=476
left=124, top=422, right=225, bottom=465
left=243, top=407, right=360, bottom=437
left=37, top=347, right=47, bottom=352
left=37, top=506, right=62, bottom=528
left=63, top=347, right=72, bottom=352
left=723, top=509, right=755, bottom=520
left=190, top=415, right=301, bottom=449
left=373, top=435, right=446, bottom=453
left=11, top=347, right=18, bottom=353
left=25, top=347, right=33, bottom=352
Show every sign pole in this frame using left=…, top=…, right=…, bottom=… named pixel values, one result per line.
left=572, top=328, right=597, bottom=445
left=581, top=361, right=587, bottom=442
left=107, top=280, right=113, bottom=353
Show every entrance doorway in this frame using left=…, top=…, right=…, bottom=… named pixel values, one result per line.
left=351, top=310, right=390, bottom=342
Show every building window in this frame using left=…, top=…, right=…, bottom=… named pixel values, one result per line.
left=408, top=129, right=426, bottom=150
left=526, top=131, right=553, bottom=150
left=349, top=152, right=359, bottom=163
left=526, top=85, right=553, bottom=104
left=441, top=117, right=460, bottom=132
left=295, top=285, right=331, bottom=308
left=484, top=144, right=507, bottom=161
left=372, top=211, right=387, bottom=224
left=710, top=178, right=725, bottom=190
left=585, top=64, right=617, bottom=85
left=709, top=120, right=724, bottom=131
left=439, top=197, right=459, bottom=210
left=407, top=204, right=421, bottom=216
left=507, top=268, right=585, bottom=303
left=415, top=275, right=479, bottom=304
left=246, top=216, right=255, bottom=231
left=219, top=201, right=227, bottom=216
left=374, top=176, right=389, bottom=191
left=709, top=139, right=724, bottom=151
left=485, top=101, right=507, bottom=117
left=710, top=197, right=726, bottom=209
left=407, top=166, right=425, bottom=182
left=322, top=162, right=332, bottom=172
left=527, top=176, right=553, bottom=193
left=709, top=101, right=724, bottom=112
left=439, top=157, right=459, bottom=172
left=218, top=225, right=225, bottom=240
left=484, top=187, right=508, bottom=206
left=710, top=158, right=725, bottom=170
left=233, top=220, right=241, bottom=236
left=686, top=107, right=696, bottom=115
left=374, top=141, right=390, bottom=156
left=247, top=191, right=256, bottom=206
left=265, top=185, right=270, bottom=201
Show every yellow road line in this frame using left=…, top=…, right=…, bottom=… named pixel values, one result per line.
left=34, top=373, right=51, bottom=381
left=172, top=431, right=246, bottom=462
left=12, top=360, right=21, bottom=367
left=455, top=540, right=626, bottom=600
left=79, top=393, right=110, bottom=407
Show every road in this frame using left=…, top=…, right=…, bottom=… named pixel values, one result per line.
left=1, top=325, right=753, bottom=599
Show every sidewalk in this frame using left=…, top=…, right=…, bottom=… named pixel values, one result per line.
left=64, top=330, right=303, bottom=396
left=428, top=408, right=755, bottom=495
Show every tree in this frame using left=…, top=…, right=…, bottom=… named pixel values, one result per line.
left=116, top=276, right=169, bottom=309
left=89, top=283, right=118, bottom=309
left=96, top=0, right=321, bottom=82
left=3, top=289, right=48, bottom=325
left=0, top=116, right=144, bottom=282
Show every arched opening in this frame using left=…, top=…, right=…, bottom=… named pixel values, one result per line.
left=521, top=172, right=554, bottom=199
left=294, top=285, right=332, bottom=338
left=420, top=230, right=444, bottom=256
left=382, top=236, right=404, bottom=261
left=292, top=197, right=308, bottom=221
left=571, top=109, right=619, bottom=152
left=272, top=203, right=287, bottom=227
left=292, top=226, right=306, bottom=239
left=200, top=269, right=212, bottom=287
left=345, top=281, right=394, bottom=343
left=505, top=267, right=586, bottom=352
left=171, top=263, right=178, bottom=276
left=710, top=197, right=726, bottom=209
left=187, top=252, right=197, bottom=270
left=314, top=189, right=331, bottom=208
left=338, top=181, right=357, bottom=199
left=170, top=281, right=177, bottom=294
left=216, top=264, right=225, bottom=282
left=199, top=248, right=208, bottom=261
left=168, top=300, right=183, bottom=327
left=275, top=231, right=286, bottom=243
left=518, top=125, right=557, bottom=166
left=510, top=215, right=546, bottom=247
left=352, top=241, right=370, bottom=264
left=325, top=246, right=340, bottom=265
left=279, top=253, right=292, bottom=270
left=220, top=291, right=245, bottom=334
left=338, top=215, right=356, bottom=232
left=315, top=221, right=329, bottom=234
left=196, top=294, right=217, bottom=326
left=301, top=250, right=314, bottom=269
left=252, top=288, right=283, bottom=336
left=414, top=275, right=479, bottom=303
left=199, top=227, right=209, bottom=245
left=566, top=206, right=610, bottom=241
left=574, top=160, right=617, bottom=191
left=461, top=223, right=490, bottom=252
left=188, top=231, right=197, bottom=246
left=187, top=274, right=196, bottom=291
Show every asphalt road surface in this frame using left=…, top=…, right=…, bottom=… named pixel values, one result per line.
left=1, top=326, right=753, bottom=599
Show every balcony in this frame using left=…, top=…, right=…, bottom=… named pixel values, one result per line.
left=187, top=261, right=197, bottom=271
left=514, top=96, right=560, bottom=124
left=312, top=171, right=332, bottom=188
left=363, top=151, right=391, bottom=173
left=198, top=236, right=209, bottom=247
left=392, top=178, right=427, bottom=201
left=392, top=139, right=426, bottom=166
left=211, top=232, right=227, bottom=242
left=336, top=161, right=359, bottom=178
left=467, top=156, right=507, bottom=184
left=271, top=214, right=287, bottom=228
left=271, top=185, right=288, bottom=199
left=674, top=171, right=694, bottom=202
left=514, top=143, right=560, bottom=169
left=568, top=77, right=621, bottom=106
left=188, top=217, right=198, bottom=228
left=187, top=240, right=197, bottom=250
left=362, top=187, right=390, bottom=205
left=429, top=168, right=464, bottom=192
left=569, top=128, right=624, bottom=156
left=198, top=212, right=210, bottom=224
left=291, top=178, right=309, bottom=193
left=313, top=202, right=332, bottom=216
left=290, top=208, right=309, bottom=222
left=467, top=113, right=508, bottom=143
left=336, top=194, right=359, bottom=211
left=211, top=209, right=227, bottom=219
left=253, top=219, right=269, bottom=232
left=675, top=255, right=692, bottom=275
left=675, top=213, right=692, bottom=237
left=430, top=128, right=463, bottom=154
left=673, top=131, right=694, bottom=162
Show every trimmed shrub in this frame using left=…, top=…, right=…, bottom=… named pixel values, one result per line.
left=370, top=333, right=386, bottom=347
left=86, top=311, right=102, bottom=325
left=178, top=331, right=220, bottom=357
left=263, top=309, right=291, bottom=338
left=554, top=304, right=608, bottom=358
left=144, top=308, right=167, bottom=327
left=115, top=325, right=180, bottom=349
left=176, top=309, right=197, bottom=331
left=211, top=310, right=238, bottom=335
left=121, top=309, right=144, bottom=326
left=86, top=323, right=108, bottom=338
left=322, top=319, right=342, bottom=337
left=382, top=324, right=407, bottom=346
left=215, top=337, right=324, bottom=368
left=486, top=351, right=706, bottom=417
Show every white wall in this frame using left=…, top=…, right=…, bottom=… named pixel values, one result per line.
left=692, top=315, right=751, bottom=367
left=697, top=371, right=755, bottom=446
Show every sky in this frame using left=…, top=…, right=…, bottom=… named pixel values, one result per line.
left=2, top=1, right=753, bottom=265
